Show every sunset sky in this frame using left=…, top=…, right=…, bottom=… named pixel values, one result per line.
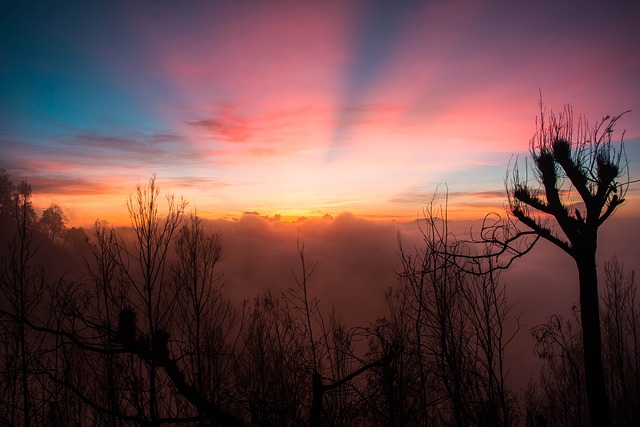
left=2, top=0, right=639, bottom=226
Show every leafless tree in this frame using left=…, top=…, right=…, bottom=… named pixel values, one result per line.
left=0, top=177, right=252, bottom=426
left=530, top=257, right=639, bottom=426
left=117, top=175, right=187, bottom=423
left=399, top=194, right=519, bottom=426
left=85, top=220, right=130, bottom=425
left=601, top=258, right=639, bottom=426
left=461, top=263, right=517, bottom=426
left=504, top=102, right=630, bottom=425
left=237, top=292, right=309, bottom=426
left=172, top=213, right=245, bottom=422
left=365, top=286, right=431, bottom=426
left=288, top=242, right=389, bottom=427
left=532, top=308, right=588, bottom=426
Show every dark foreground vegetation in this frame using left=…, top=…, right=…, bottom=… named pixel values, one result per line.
left=1, top=105, right=638, bottom=426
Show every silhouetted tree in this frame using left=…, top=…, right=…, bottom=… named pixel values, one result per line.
left=0, top=177, right=254, bottom=425
left=399, top=194, right=519, bottom=426
left=532, top=308, right=588, bottom=426
left=601, top=258, right=640, bottom=426
left=172, top=213, right=244, bottom=422
left=237, top=293, right=308, bottom=426
left=63, top=226, right=88, bottom=254
left=289, top=242, right=388, bottom=427
left=0, top=179, right=45, bottom=427
left=13, top=180, right=37, bottom=226
left=531, top=258, right=639, bottom=426
left=400, top=219, right=471, bottom=426
left=119, top=174, right=187, bottom=424
left=0, top=168, right=15, bottom=217
left=365, top=286, right=430, bottom=426
left=39, top=203, right=68, bottom=243
left=85, top=220, right=129, bottom=426
left=506, top=104, right=629, bottom=426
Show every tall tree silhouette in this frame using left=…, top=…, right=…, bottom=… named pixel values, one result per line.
left=399, top=195, right=518, bottom=426
left=0, top=179, right=45, bottom=426
left=530, top=257, right=640, bottom=425
left=172, top=213, right=243, bottom=422
left=601, top=258, right=640, bottom=425
left=120, top=174, right=187, bottom=424
left=0, top=169, right=15, bottom=217
left=506, top=103, right=629, bottom=426
left=39, top=203, right=68, bottom=243
left=85, top=220, right=129, bottom=426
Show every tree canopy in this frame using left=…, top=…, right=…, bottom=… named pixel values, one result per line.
left=39, top=203, right=68, bottom=243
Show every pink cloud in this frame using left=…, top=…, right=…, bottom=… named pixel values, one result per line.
left=186, top=106, right=253, bottom=143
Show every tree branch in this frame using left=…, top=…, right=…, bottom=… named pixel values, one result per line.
left=511, top=209, right=573, bottom=257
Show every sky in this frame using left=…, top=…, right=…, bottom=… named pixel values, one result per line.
left=1, top=0, right=640, bottom=226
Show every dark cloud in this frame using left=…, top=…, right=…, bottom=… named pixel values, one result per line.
left=388, top=189, right=507, bottom=208
left=452, top=190, right=506, bottom=198
left=62, top=131, right=186, bottom=158
left=186, top=106, right=251, bottom=143
left=29, top=176, right=115, bottom=196
left=3, top=129, right=216, bottom=175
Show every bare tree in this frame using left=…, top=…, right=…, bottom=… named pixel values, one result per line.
left=237, top=292, right=309, bottom=426
left=531, top=258, right=639, bottom=426
left=461, top=263, right=517, bottom=426
left=85, top=220, right=129, bottom=426
left=601, top=258, right=640, bottom=426
left=118, top=174, right=187, bottom=424
left=365, top=286, right=431, bottom=426
left=532, top=308, right=588, bottom=426
left=505, top=103, right=630, bottom=425
left=172, top=213, right=244, bottom=421
left=289, top=242, right=389, bottom=427
left=0, top=177, right=254, bottom=426
left=399, top=194, right=519, bottom=426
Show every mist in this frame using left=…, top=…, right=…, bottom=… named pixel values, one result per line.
left=187, top=212, right=640, bottom=391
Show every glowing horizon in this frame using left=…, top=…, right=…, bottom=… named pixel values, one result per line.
left=2, top=1, right=639, bottom=227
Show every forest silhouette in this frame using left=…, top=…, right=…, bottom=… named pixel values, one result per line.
left=0, top=105, right=638, bottom=426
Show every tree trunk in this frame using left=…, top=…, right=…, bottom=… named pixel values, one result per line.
left=577, top=253, right=612, bottom=426
left=309, top=373, right=323, bottom=427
